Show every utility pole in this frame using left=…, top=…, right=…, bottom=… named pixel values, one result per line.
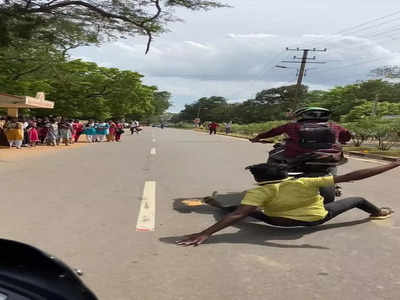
left=281, top=47, right=327, bottom=109
left=373, top=93, right=379, bottom=117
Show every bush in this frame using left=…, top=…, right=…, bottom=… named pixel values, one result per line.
left=373, top=120, right=400, bottom=150
left=228, top=121, right=286, bottom=137
left=343, top=120, right=375, bottom=147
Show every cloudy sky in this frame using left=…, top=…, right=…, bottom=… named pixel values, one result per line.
left=71, top=0, right=400, bottom=112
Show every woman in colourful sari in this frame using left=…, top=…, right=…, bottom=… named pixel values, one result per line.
left=4, top=118, right=24, bottom=149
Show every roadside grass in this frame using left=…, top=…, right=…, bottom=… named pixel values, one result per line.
left=344, top=146, right=400, bottom=157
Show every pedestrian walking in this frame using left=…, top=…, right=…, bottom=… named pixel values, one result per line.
left=208, top=122, right=219, bottom=135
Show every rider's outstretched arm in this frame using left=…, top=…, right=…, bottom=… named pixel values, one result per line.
left=251, top=124, right=289, bottom=142
left=334, top=161, right=400, bottom=184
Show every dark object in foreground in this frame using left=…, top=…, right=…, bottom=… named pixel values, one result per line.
left=0, top=239, right=97, bottom=300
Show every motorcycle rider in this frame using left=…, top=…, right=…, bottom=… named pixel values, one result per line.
left=249, top=107, right=352, bottom=163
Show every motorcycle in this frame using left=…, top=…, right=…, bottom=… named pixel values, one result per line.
left=0, top=239, right=97, bottom=300
left=257, top=140, right=348, bottom=203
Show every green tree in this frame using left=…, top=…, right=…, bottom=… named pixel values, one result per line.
left=343, top=119, right=375, bottom=147
left=342, top=101, right=400, bottom=122
left=0, top=0, right=226, bottom=53
left=178, top=96, right=229, bottom=123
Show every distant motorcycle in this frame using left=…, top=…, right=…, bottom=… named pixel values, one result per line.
left=257, top=140, right=347, bottom=203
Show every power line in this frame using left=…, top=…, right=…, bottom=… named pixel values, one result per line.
left=310, top=56, right=393, bottom=75
left=279, top=11, right=400, bottom=56
left=362, top=26, right=400, bottom=38
left=343, top=17, right=400, bottom=36
left=337, top=10, right=400, bottom=34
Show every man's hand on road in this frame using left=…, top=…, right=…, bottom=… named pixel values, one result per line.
left=176, top=233, right=210, bottom=247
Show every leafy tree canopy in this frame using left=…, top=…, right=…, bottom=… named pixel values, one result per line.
left=0, top=0, right=227, bottom=53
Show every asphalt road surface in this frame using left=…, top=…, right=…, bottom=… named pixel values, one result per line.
left=0, top=128, right=399, bottom=300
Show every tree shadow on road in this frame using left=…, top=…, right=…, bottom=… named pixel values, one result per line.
left=159, top=193, right=370, bottom=249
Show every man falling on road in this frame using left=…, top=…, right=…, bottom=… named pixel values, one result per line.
left=177, top=161, right=398, bottom=246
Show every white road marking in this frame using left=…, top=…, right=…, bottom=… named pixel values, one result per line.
left=346, top=156, right=386, bottom=165
left=150, top=147, right=156, bottom=155
left=136, top=181, right=156, bottom=232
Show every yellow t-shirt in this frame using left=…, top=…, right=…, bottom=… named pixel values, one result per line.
left=241, top=176, right=334, bottom=222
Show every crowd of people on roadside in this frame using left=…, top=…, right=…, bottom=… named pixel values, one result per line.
left=202, top=121, right=232, bottom=135
left=0, top=116, right=131, bottom=149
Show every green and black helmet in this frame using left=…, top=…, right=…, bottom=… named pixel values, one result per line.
left=294, top=107, right=331, bottom=121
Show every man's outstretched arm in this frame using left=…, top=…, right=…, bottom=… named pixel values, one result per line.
left=250, top=124, right=288, bottom=142
left=334, top=160, right=400, bottom=184
left=176, top=205, right=258, bottom=247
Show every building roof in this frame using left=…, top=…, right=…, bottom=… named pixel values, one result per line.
left=0, top=92, right=54, bottom=109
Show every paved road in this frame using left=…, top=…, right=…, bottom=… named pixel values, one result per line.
left=0, top=128, right=399, bottom=300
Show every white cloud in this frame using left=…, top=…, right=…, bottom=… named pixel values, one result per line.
left=69, top=0, right=400, bottom=112
left=71, top=33, right=400, bottom=112
left=184, top=41, right=213, bottom=50
left=228, top=33, right=277, bottom=39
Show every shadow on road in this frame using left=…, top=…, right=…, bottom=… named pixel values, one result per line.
left=159, top=193, right=370, bottom=249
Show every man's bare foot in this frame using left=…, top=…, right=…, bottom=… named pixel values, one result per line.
left=203, top=191, right=223, bottom=208
left=370, top=207, right=394, bottom=220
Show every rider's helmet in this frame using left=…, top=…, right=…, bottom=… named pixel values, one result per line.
left=294, top=107, right=331, bottom=122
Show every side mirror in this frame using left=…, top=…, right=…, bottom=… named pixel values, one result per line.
left=0, top=239, right=97, bottom=300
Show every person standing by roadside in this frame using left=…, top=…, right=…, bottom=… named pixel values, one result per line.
left=38, top=118, right=48, bottom=144
left=115, top=121, right=124, bottom=142
left=84, top=121, right=96, bottom=143
left=225, top=121, right=232, bottom=134
left=73, top=120, right=83, bottom=143
left=0, top=116, right=8, bottom=146
left=45, top=118, right=58, bottom=146
left=28, top=120, right=39, bottom=147
left=55, top=116, right=62, bottom=146
left=107, top=120, right=117, bottom=142
left=95, top=121, right=109, bottom=142
left=21, top=117, right=30, bottom=147
left=208, top=121, right=219, bottom=135
left=130, top=120, right=136, bottom=135
left=130, top=120, right=140, bottom=134
left=4, top=117, right=24, bottom=149
left=58, top=118, right=73, bottom=146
